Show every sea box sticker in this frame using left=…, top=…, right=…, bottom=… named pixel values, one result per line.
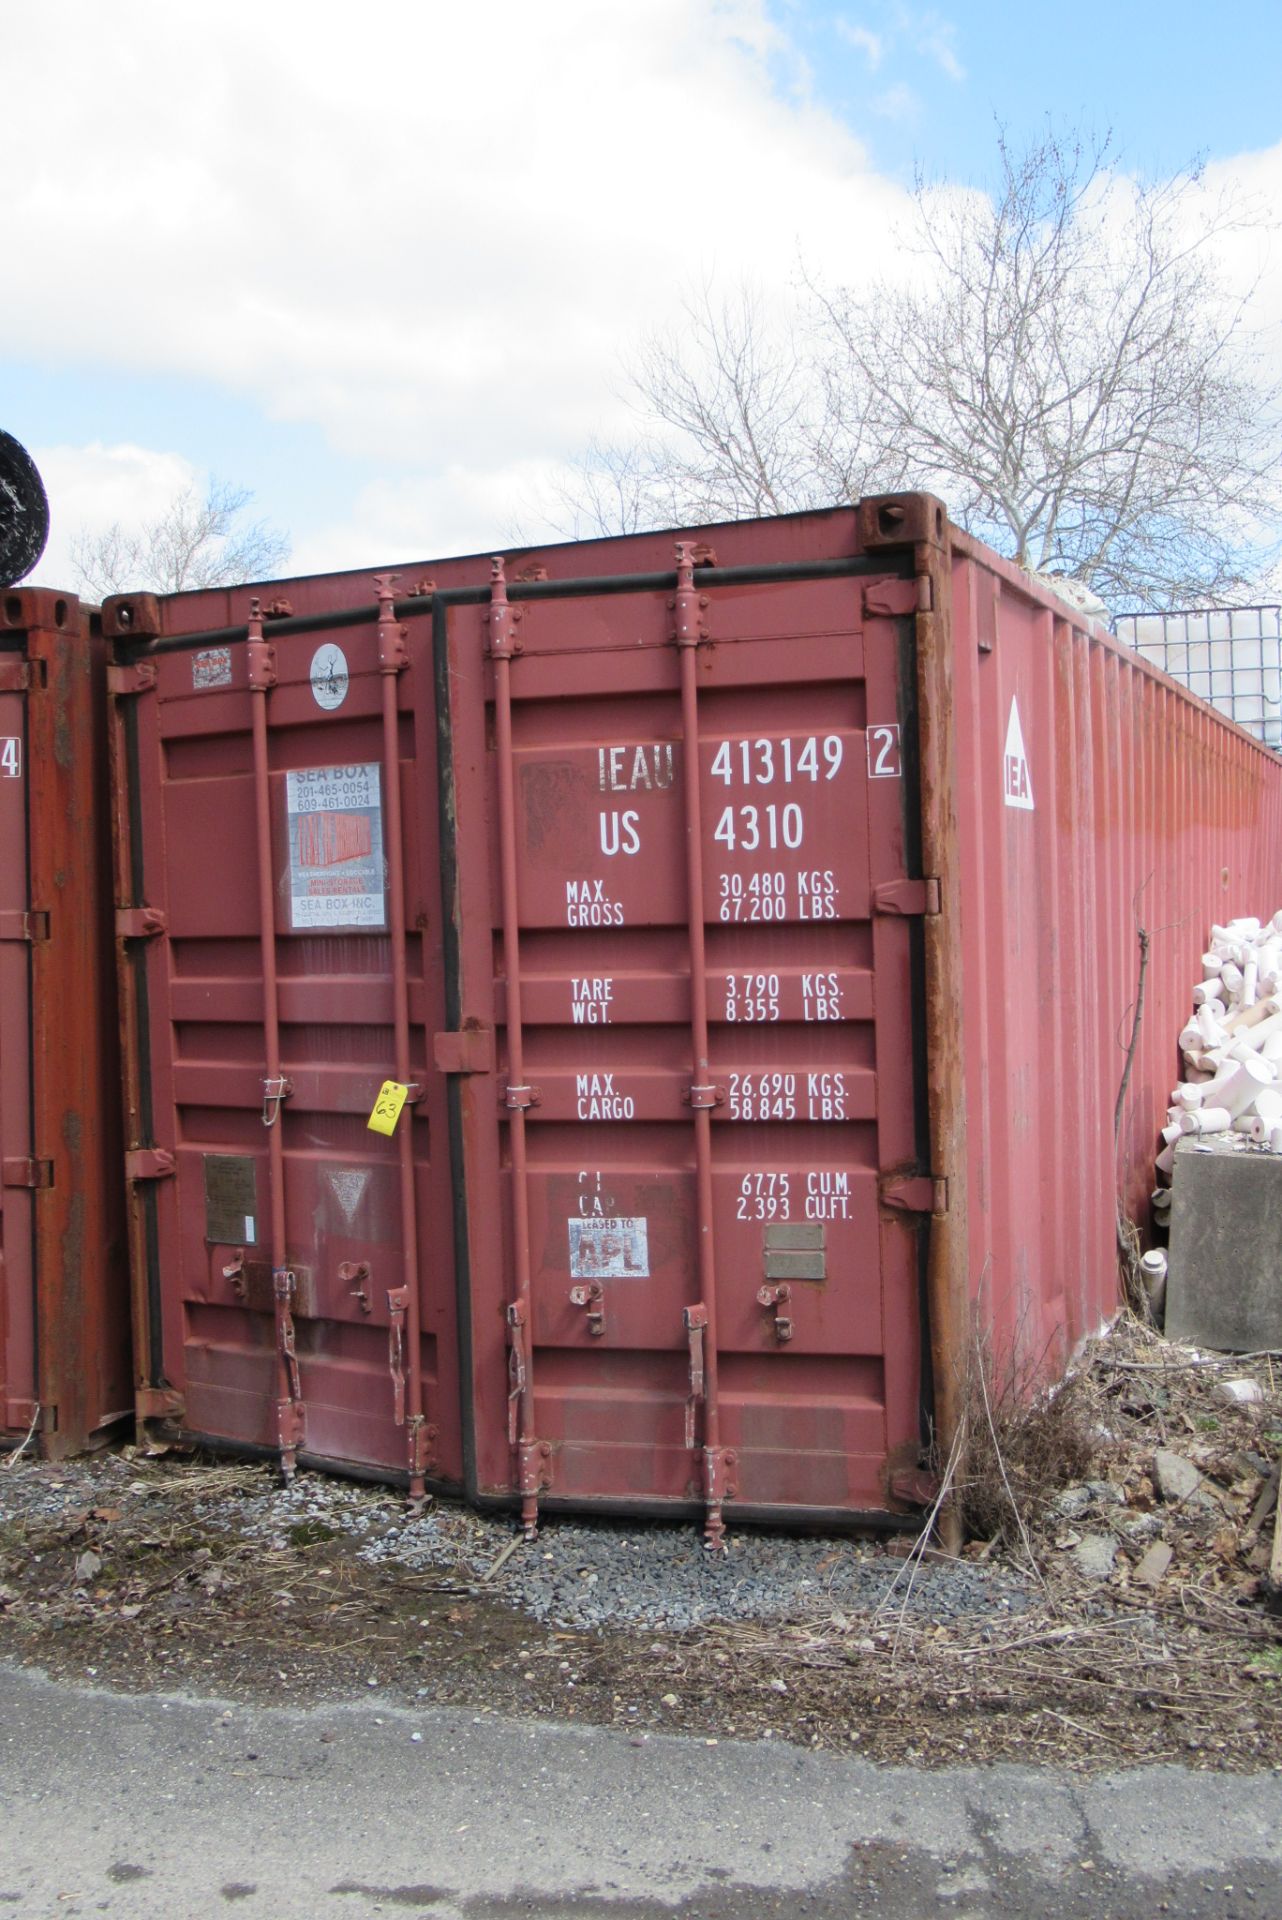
left=286, top=763, right=386, bottom=930
left=567, top=1216, right=650, bottom=1279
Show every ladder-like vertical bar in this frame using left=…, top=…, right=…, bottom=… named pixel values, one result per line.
left=488, top=558, right=547, bottom=1535
left=247, top=600, right=303, bottom=1479
left=373, top=577, right=431, bottom=1504
left=673, top=543, right=731, bottom=1550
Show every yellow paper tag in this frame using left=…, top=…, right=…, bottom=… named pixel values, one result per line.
left=368, top=1079, right=409, bottom=1136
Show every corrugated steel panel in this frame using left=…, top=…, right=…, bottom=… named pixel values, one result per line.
left=0, top=588, right=129, bottom=1456
left=106, top=501, right=1282, bottom=1531
left=949, top=534, right=1282, bottom=1387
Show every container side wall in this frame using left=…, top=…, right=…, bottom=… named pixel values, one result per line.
left=951, top=540, right=1282, bottom=1383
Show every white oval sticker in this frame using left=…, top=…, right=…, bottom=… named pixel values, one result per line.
left=310, top=643, right=349, bottom=711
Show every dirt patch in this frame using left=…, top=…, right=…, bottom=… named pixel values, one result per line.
left=2, top=1319, right=1280, bottom=1771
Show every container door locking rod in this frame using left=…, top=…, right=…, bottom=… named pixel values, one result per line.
left=374, top=578, right=432, bottom=1502
left=248, top=599, right=304, bottom=1480
left=673, top=543, right=734, bottom=1549
left=488, top=557, right=549, bottom=1536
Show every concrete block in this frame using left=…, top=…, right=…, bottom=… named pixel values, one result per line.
left=1166, top=1135, right=1282, bottom=1351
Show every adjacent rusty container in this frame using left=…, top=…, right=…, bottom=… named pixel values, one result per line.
left=105, top=500, right=1282, bottom=1532
left=0, top=588, right=129, bottom=1457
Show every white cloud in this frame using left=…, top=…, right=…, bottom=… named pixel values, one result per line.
left=837, top=7, right=964, bottom=90
left=835, top=20, right=883, bottom=68
left=7, top=5, right=1278, bottom=587
left=1, top=0, right=906, bottom=571
left=28, top=442, right=200, bottom=586
left=871, top=84, right=921, bottom=125
left=915, top=11, right=965, bottom=82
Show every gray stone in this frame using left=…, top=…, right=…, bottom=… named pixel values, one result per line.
left=1071, top=1534, right=1117, bottom=1580
left=1054, top=1480, right=1124, bottom=1519
left=1133, top=1540, right=1174, bottom=1586
left=1154, top=1449, right=1202, bottom=1502
left=1167, top=1134, right=1282, bottom=1350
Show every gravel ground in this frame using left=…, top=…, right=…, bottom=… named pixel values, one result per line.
left=2, top=1322, right=1280, bottom=1771
left=259, top=1481, right=1029, bottom=1632
left=1, top=1450, right=1030, bottom=1635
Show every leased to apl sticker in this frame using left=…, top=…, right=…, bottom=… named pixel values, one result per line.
left=567, top=1216, right=649, bottom=1278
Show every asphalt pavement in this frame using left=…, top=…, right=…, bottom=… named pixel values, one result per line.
left=1, top=1662, right=1280, bottom=1918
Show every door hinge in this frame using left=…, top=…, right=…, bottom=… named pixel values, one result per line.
left=2, top=1158, right=53, bottom=1189
left=880, top=1172, right=948, bottom=1214
left=125, top=1148, right=176, bottom=1181
left=136, top=1386, right=184, bottom=1422
left=873, top=876, right=941, bottom=917
left=107, top=661, right=157, bottom=697
left=0, top=660, right=41, bottom=692
left=433, top=1027, right=496, bottom=1074
left=5, top=1399, right=55, bottom=1432
left=0, top=910, right=49, bottom=943
left=861, top=577, right=920, bottom=618
left=115, top=906, right=167, bottom=940
left=408, top=1415, right=436, bottom=1478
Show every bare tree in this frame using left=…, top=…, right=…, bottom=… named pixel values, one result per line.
left=549, top=437, right=674, bottom=541
left=575, top=129, right=1281, bottom=610
left=70, top=478, right=290, bottom=599
left=820, top=129, right=1281, bottom=609
left=552, top=287, right=895, bottom=540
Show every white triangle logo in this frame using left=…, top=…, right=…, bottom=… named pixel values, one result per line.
left=1003, top=698, right=1034, bottom=811
left=328, top=1168, right=371, bottom=1225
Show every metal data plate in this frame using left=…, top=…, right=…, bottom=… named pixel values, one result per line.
left=203, top=1154, right=259, bottom=1248
left=763, top=1221, right=826, bottom=1282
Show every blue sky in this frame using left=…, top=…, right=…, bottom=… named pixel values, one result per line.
left=2, top=1, right=1279, bottom=587
left=786, top=2, right=1282, bottom=184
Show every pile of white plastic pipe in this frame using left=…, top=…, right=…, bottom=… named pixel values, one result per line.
left=1152, top=912, right=1282, bottom=1229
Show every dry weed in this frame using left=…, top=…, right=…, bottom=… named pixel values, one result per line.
left=955, top=1321, right=1095, bottom=1549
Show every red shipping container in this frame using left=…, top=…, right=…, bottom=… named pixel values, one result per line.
left=0, top=588, right=129, bottom=1457
left=104, top=498, right=1282, bottom=1535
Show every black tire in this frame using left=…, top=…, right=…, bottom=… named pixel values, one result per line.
left=0, top=431, right=49, bottom=588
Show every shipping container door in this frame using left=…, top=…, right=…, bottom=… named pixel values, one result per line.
left=445, top=557, right=928, bottom=1523
left=0, top=649, right=35, bottom=1440
left=116, top=604, right=462, bottom=1486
